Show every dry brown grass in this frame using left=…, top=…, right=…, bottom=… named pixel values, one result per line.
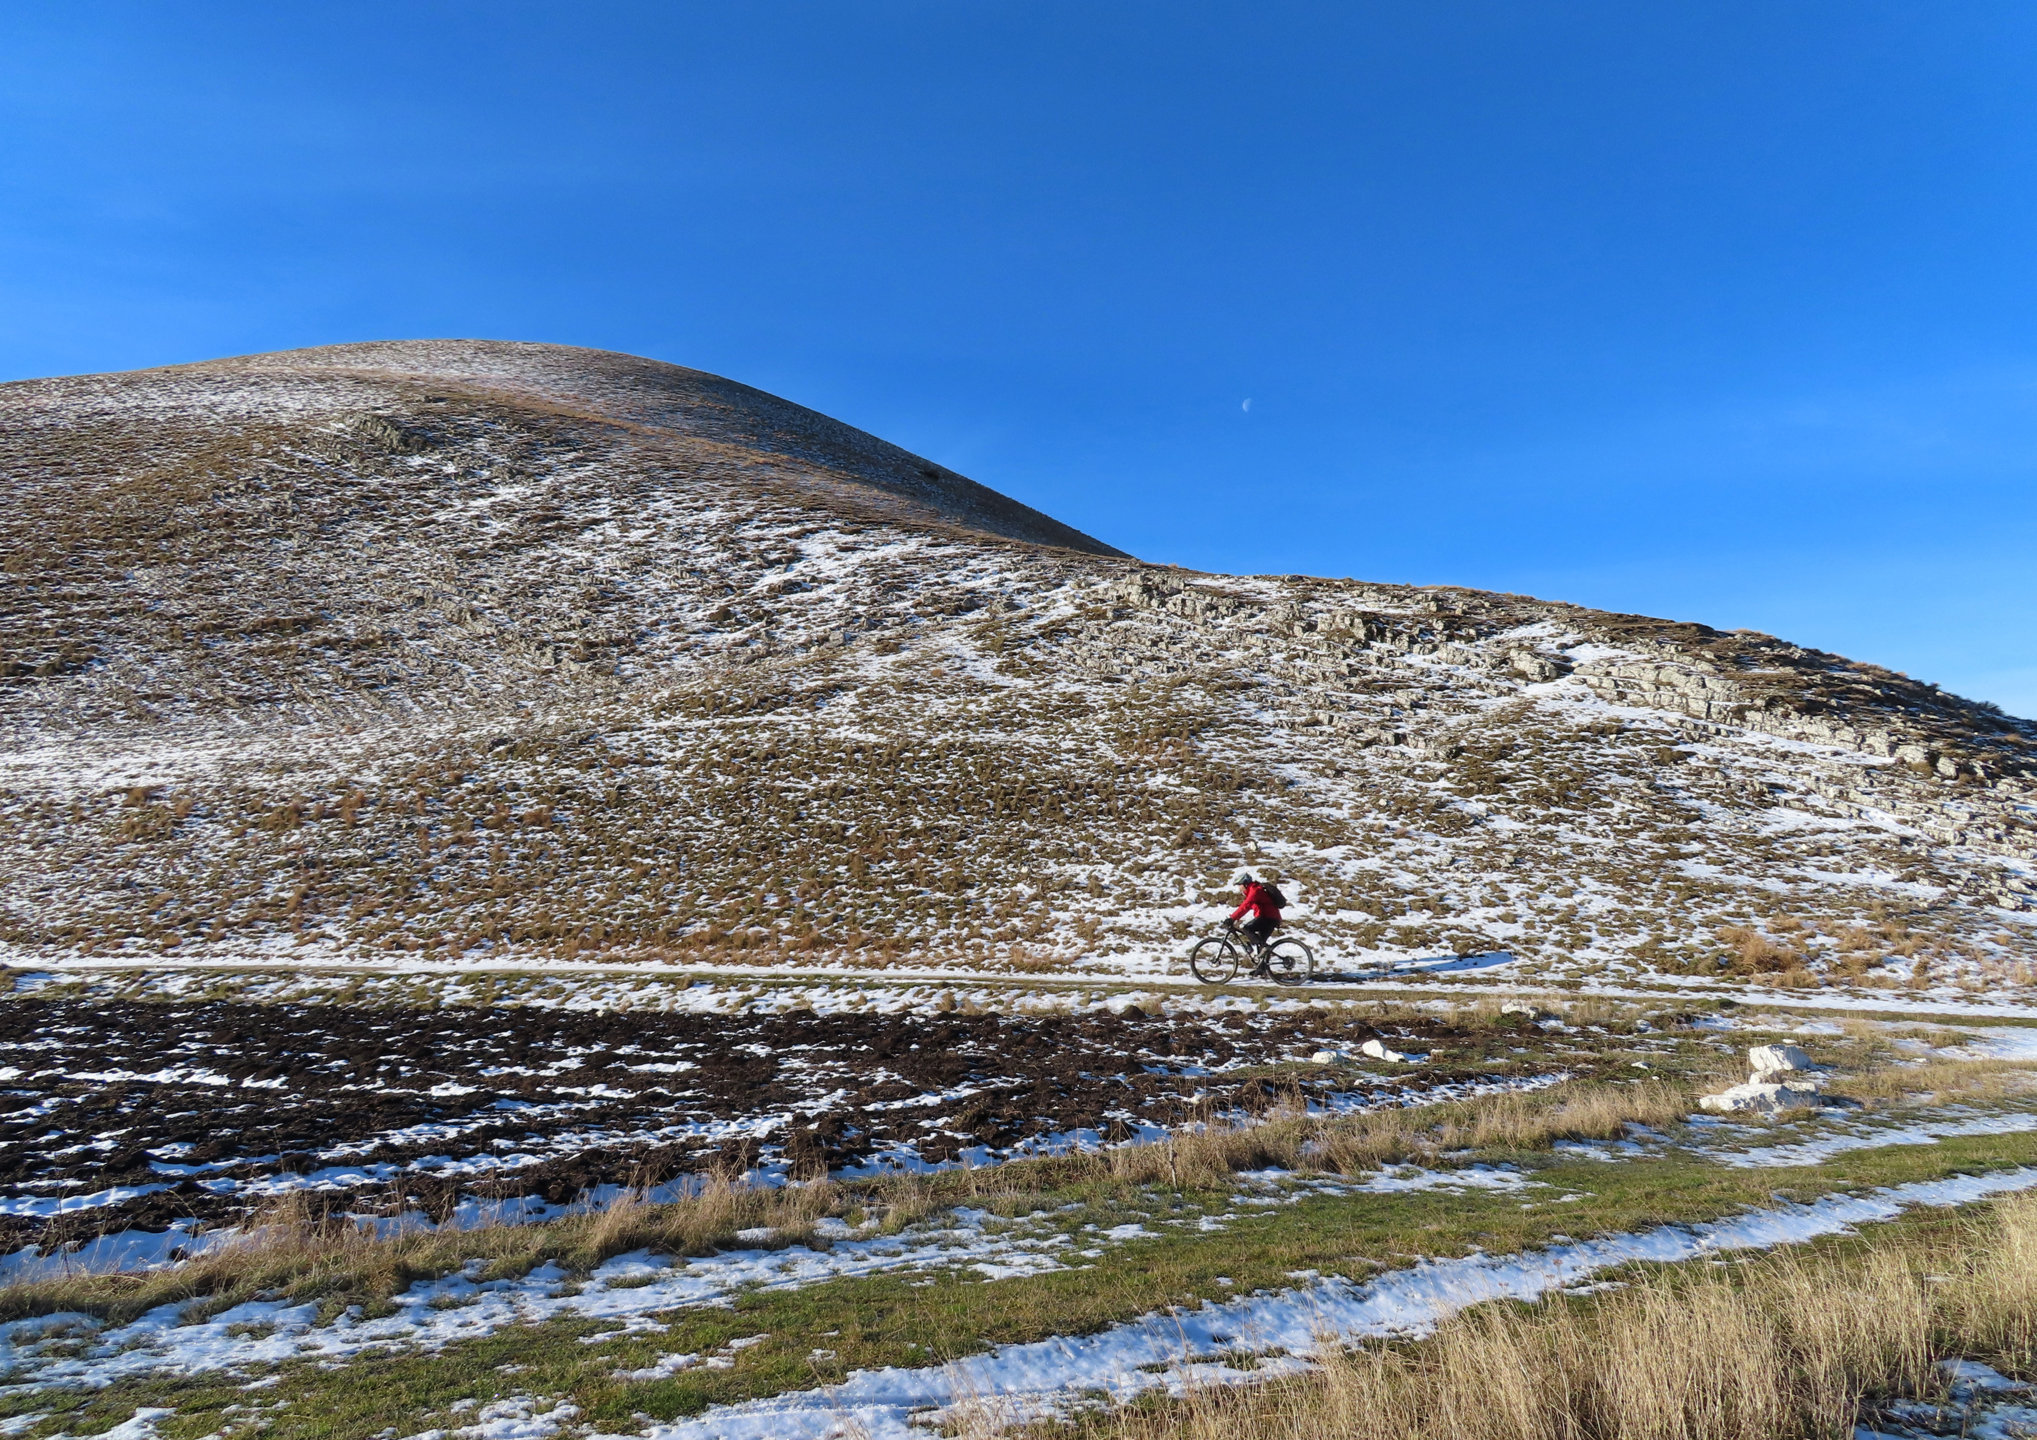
left=552, top=1173, right=840, bottom=1270
left=1099, top=1078, right=1696, bottom=1189
left=0, top=1176, right=844, bottom=1329
left=1105, top=1121, right=1305, bottom=1189
left=1063, top=1193, right=2037, bottom=1440
left=1314, top=1078, right=1695, bottom=1174
left=1825, top=1056, right=2037, bottom=1107
left=1718, top=925, right=1803, bottom=976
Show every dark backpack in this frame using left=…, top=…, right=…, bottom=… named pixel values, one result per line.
left=1258, top=882, right=1288, bottom=909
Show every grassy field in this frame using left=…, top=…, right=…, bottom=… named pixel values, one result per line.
left=4, top=1044, right=2034, bottom=1440
left=1056, top=1189, right=2037, bottom=1440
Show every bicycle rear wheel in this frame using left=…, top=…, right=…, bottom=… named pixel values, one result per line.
left=1265, top=938, right=1316, bottom=985
left=1188, top=937, right=1241, bottom=984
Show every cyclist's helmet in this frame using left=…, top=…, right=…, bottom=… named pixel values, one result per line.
left=1232, top=869, right=1256, bottom=887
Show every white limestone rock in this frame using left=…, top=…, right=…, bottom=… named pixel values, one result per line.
left=1748, top=1044, right=1815, bottom=1077
left=1360, top=1038, right=1411, bottom=1063
left=1698, top=1079, right=1823, bottom=1114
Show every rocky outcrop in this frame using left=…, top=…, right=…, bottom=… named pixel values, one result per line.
left=1087, top=568, right=2037, bottom=875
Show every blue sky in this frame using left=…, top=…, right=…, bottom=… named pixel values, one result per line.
left=5, top=3, right=2035, bottom=717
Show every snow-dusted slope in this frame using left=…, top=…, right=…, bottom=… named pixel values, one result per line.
left=1, top=342, right=2033, bottom=994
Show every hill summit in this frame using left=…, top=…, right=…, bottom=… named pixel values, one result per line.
left=2, top=341, right=2033, bottom=996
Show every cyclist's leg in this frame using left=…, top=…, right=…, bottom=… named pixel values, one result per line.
left=1244, top=916, right=1275, bottom=952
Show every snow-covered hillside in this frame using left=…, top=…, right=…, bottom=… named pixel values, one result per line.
left=2, top=341, right=2033, bottom=996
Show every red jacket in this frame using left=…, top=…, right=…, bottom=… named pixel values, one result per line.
left=1230, top=882, right=1282, bottom=925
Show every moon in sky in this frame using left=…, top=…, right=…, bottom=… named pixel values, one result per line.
left=1242, top=398, right=1252, bottom=412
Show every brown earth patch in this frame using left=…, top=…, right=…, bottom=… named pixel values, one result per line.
left=0, top=997, right=1543, bottom=1249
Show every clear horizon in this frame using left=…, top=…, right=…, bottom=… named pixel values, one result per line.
left=5, top=3, right=2034, bottom=717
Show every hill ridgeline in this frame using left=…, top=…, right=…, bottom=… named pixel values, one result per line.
left=1, top=340, right=2032, bottom=996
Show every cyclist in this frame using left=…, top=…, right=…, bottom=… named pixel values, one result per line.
left=1225, top=871, right=1286, bottom=954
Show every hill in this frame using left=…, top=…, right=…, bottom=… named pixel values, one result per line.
left=2, top=340, right=2033, bottom=996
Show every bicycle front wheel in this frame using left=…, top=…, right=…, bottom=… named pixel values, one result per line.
left=1265, top=938, right=1316, bottom=985
left=1188, top=937, right=1241, bottom=984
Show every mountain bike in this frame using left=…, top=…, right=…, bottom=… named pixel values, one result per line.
left=1186, top=922, right=1315, bottom=985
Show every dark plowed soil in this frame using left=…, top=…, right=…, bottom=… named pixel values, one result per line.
left=0, top=997, right=1529, bottom=1248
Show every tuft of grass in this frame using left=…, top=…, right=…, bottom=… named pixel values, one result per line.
left=1314, top=1078, right=1695, bottom=1174
left=1825, top=1056, right=2037, bottom=1108
left=1101, top=1078, right=1698, bottom=1189
left=0, top=1178, right=842, bottom=1330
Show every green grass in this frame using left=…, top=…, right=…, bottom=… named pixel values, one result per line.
left=1043, top=1189, right=2037, bottom=1440
left=10, top=1122, right=2037, bottom=1440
